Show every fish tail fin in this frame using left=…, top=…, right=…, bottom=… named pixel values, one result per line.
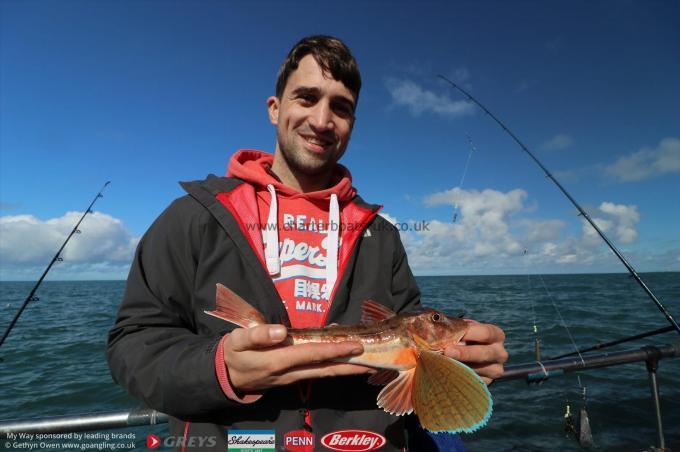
left=413, top=350, right=492, bottom=434
left=204, top=284, right=267, bottom=328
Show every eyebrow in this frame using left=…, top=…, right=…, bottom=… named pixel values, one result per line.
left=291, top=86, right=356, bottom=111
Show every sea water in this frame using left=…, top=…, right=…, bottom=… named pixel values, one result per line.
left=1, top=273, right=678, bottom=451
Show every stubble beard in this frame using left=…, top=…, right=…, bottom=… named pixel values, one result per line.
left=277, top=130, right=343, bottom=178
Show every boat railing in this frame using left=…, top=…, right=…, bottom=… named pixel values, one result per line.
left=0, top=408, right=168, bottom=435
left=1, top=342, right=678, bottom=448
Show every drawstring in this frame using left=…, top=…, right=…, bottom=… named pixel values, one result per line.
left=264, top=185, right=340, bottom=299
left=326, top=194, right=339, bottom=296
left=265, top=184, right=281, bottom=275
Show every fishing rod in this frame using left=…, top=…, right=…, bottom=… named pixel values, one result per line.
left=549, top=325, right=675, bottom=360
left=0, top=181, right=111, bottom=350
left=438, top=75, right=680, bottom=336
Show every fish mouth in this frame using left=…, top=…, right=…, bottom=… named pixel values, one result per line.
left=445, top=314, right=469, bottom=343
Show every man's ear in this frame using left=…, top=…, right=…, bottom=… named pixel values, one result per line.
left=267, top=96, right=279, bottom=125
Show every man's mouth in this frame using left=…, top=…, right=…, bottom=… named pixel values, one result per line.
left=300, top=134, right=334, bottom=151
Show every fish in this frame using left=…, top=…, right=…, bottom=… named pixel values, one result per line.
left=205, top=283, right=493, bottom=434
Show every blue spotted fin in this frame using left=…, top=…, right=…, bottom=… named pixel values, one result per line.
left=413, top=350, right=493, bottom=433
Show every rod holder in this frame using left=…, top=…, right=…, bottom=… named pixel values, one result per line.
left=643, top=346, right=665, bottom=450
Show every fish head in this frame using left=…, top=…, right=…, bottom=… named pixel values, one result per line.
left=405, top=309, right=468, bottom=351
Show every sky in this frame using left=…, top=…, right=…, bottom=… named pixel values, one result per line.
left=1, top=0, right=679, bottom=281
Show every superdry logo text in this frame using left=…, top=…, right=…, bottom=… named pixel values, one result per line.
left=320, top=430, right=386, bottom=451
left=227, top=430, right=275, bottom=451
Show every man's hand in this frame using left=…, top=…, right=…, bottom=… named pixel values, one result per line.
left=445, top=320, right=508, bottom=385
left=223, top=324, right=374, bottom=393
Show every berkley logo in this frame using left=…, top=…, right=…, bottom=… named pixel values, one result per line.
left=320, top=430, right=386, bottom=451
left=283, top=429, right=315, bottom=452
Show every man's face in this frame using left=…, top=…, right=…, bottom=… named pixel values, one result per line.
left=268, top=54, right=356, bottom=178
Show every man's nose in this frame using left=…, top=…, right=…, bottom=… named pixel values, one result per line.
left=309, top=101, right=334, bottom=131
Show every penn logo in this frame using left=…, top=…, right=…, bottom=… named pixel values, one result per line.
left=283, top=429, right=315, bottom=452
left=320, top=430, right=386, bottom=451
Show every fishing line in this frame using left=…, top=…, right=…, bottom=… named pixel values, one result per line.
left=532, top=272, right=592, bottom=445
left=536, top=273, right=587, bottom=369
left=452, top=134, right=477, bottom=223
left=527, top=254, right=541, bottom=361
left=521, top=250, right=542, bottom=361
left=0, top=181, right=111, bottom=350
left=437, top=75, right=680, bottom=336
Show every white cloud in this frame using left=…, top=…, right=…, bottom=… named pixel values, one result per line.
left=391, top=185, right=663, bottom=275
left=582, top=202, right=639, bottom=246
left=557, top=254, right=578, bottom=264
left=402, top=188, right=529, bottom=271
left=517, top=219, right=565, bottom=242
left=0, top=211, right=139, bottom=280
left=379, top=213, right=398, bottom=226
left=385, top=78, right=475, bottom=118
left=542, top=133, right=573, bottom=151
left=581, top=217, right=614, bottom=247
left=599, top=202, right=639, bottom=243
left=605, top=137, right=680, bottom=182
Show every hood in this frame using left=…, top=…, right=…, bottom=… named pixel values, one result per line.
left=227, top=149, right=356, bottom=201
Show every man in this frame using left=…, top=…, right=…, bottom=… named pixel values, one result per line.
left=107, top=35, right=507, bottom=451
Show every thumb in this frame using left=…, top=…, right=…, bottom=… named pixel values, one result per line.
left=229, top=324, right=288, bottom=352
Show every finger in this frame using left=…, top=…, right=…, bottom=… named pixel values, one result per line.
left=468, top=362, right=505, bottom=381
left=445, top=343, right=509, bottom=365
left=277, top=362, right=376, bottom=385
left=278, top=341, right=364, bottom=370
left=229, top=324, right=288, bottom=352
left=462, top=322, right=506, bottom=344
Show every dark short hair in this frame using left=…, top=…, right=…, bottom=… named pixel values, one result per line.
left=275, top=35, right=362, bottom=107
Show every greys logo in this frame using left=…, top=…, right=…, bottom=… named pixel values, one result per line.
left=146, top=434, right=217, bottom=449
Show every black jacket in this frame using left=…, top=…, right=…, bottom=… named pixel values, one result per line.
left=107, top=175, right=421, bottom=451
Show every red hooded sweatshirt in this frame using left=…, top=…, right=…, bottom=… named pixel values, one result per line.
left=214, top=150, right=377, bottom=405
left=226, top=149, right=357, bottom=328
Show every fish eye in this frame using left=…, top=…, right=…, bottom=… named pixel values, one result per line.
left=431, top=313, right=441, bottom=322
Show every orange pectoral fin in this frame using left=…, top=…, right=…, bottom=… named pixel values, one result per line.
left=376, top=368, right=416, bottom=416
left=413, top=350, right=492, bottom=434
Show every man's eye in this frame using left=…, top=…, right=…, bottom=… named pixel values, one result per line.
left=333, top=102, right=354, bottom=118
left=299, top=94, right=317, bottom=104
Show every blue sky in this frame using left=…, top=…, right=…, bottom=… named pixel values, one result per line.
left=1, top=1, right=679, bottom=280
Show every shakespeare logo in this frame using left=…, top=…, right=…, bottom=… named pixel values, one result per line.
left=227, top=429, right=275, bottom=451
